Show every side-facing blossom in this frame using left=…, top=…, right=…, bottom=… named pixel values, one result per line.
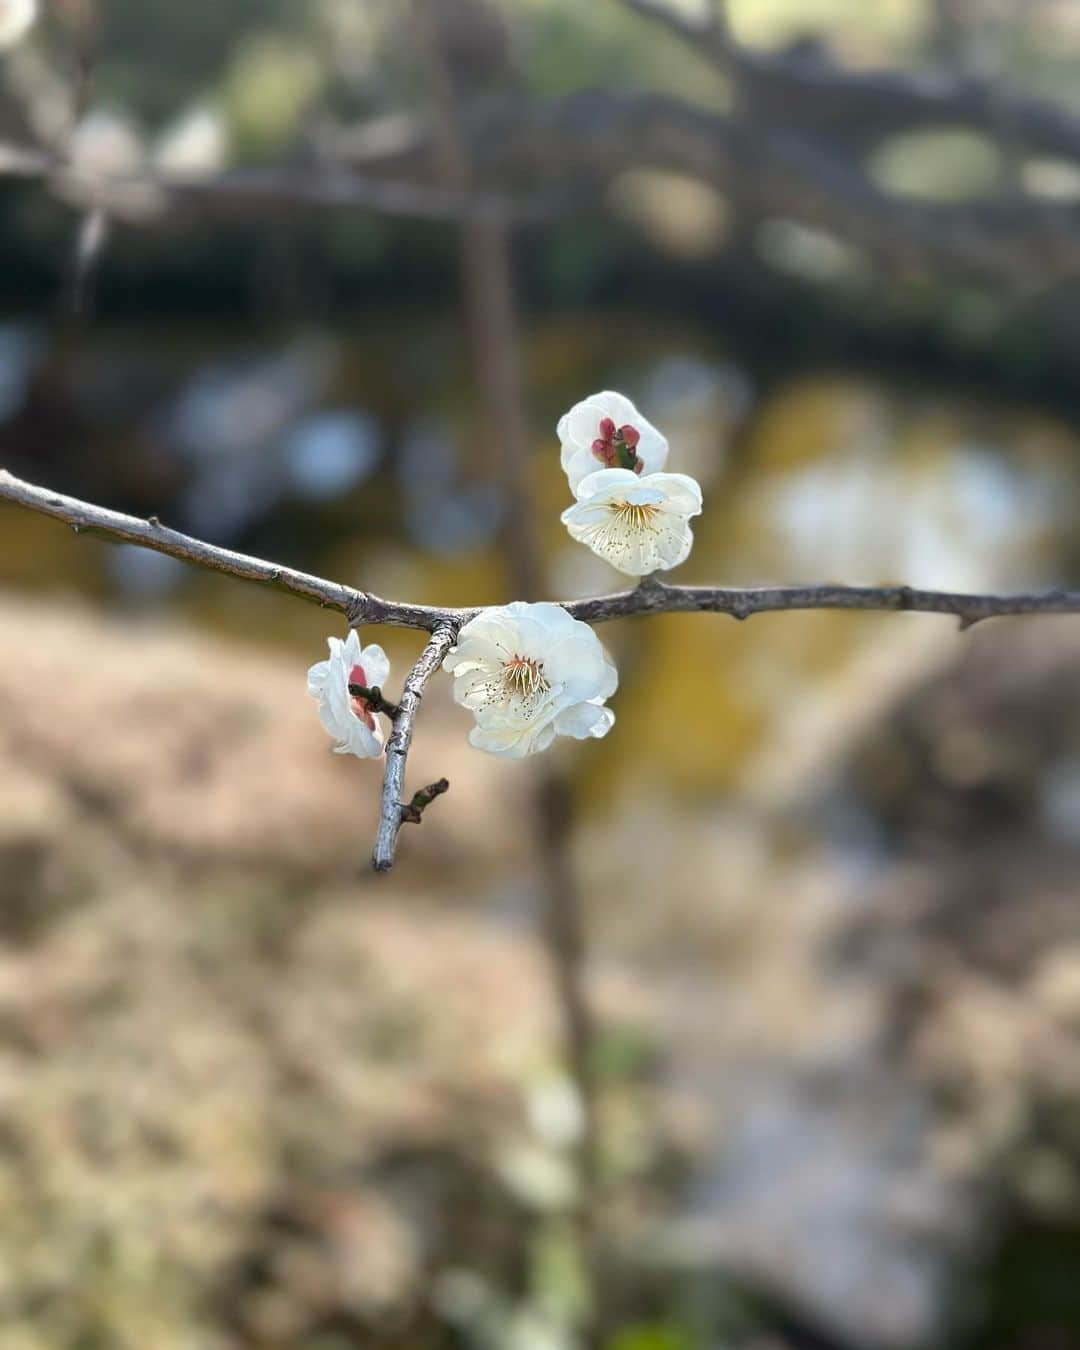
left=558, top=391, right=668, bottom=494
left=0, top=0, right=36, bottom=49
left=561, top=467, right=702, bottom=577
left=443, top=601, right=617, bottom=758
left=307, top=629, right=390, bottom=759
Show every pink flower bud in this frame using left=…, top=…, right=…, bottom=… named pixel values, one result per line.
left=598, top=417, right=616, bottom=439
left=619, top=424, right=640, bottom=449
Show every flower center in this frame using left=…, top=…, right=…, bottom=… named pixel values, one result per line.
left=348, top=662, right=377, bottom=730
left=591, top=416, right=643, bottom=474
left=611, top=500, right=660, bottom=531
left=503, top=654, right=549, bottom=701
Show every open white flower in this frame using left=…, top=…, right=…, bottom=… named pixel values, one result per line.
left=307, top=629, right=390, bottom=759
left=443, top=601, right=617, bottom=758
left=558, top=391, right=668, bottom=494
left=561, top=467, right=703, bottom=576
left=0, top=0, right=36, bottom=49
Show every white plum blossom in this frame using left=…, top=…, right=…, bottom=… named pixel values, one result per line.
left=558, top=390, right=668, bottom=494
left=0, top=0, right=35, bottom=49
left=443, top=601, right=617, bottom=758
left=561, top=467, right=703, bottom=577
left=307, top=629, right=390, bottom=759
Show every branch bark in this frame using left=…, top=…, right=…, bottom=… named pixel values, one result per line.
left=372, top=625, right=456, bottom=872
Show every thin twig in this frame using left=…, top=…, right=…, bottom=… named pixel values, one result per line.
left=0, top=468, right=440, bottom=630
left=6, top=469, right=1080, bottom=633
left=347, top=683, right=402, bottom=719
left=567, top=578, right=1080, bottom=630
left=400, top=777, right=450, bottom=825
left=372, top=626, right=456, bottom=872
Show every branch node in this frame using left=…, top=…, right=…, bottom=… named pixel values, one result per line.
left=400, top=777, right=450, bottom=825
left=346, top=595, right=370, bottom=626
left=148, top=514, right=161, bottom=528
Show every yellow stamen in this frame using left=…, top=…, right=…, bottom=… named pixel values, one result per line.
left=611, top=500, right=660, bottom=531
left=503, top=654, right=549, bottom=700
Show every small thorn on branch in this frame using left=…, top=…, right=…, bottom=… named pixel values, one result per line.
left=957, top=613, right=985, bottom=631
left=400, top=777, right=450, bottom=825
left=348, top=683, right=402, bottom=719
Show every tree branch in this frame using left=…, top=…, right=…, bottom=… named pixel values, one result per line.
left=8, top=464, right=1080, bottom=875
left=5, top=468, right=1080, bottom=633
left=0, top=468, right=452, bottom=632
left=372, top=626, right=456, bottom=872
left=564, top=577, right=1080, bottom=630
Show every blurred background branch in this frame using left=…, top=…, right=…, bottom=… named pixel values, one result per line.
left=5, top=0, right=1080, bottom=297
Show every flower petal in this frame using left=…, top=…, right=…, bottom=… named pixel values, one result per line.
left=360, top=642, right=390, bottom=689
left=554, top=701, right=615, bottom=740
left=309, top=631, right=391, bottom=759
